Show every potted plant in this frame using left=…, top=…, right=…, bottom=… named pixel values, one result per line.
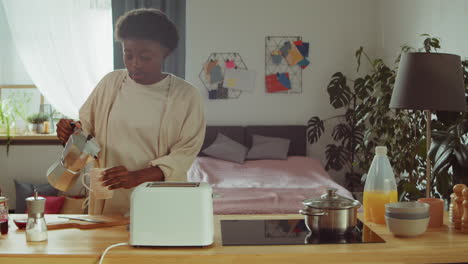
left=26, top=113, right=49, bottom=134
left=306, top=71, right=365, bottom=193
left=307, top=35, right=467, bottom=200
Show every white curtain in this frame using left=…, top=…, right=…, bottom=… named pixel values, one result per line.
left=0, top=3, right=33, bottom=85
left=1, top=0, right=113, bottom=119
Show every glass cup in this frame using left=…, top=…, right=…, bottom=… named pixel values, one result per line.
left=82, top=168, right=113, bottom=200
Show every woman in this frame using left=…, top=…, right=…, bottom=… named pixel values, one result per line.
left=56, top=8, right=205, bottom=215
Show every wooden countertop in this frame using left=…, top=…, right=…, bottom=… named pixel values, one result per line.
left=1, top=214, right=468, bottom=264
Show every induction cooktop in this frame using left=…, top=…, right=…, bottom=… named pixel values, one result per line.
left=221, top=218, right=385, bottom=246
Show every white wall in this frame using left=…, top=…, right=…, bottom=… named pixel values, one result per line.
left=186, top=0, right=378, bottom=183
left=378, top=0, right=468, bottom=65
left=186, top=0, right=378, bottom=126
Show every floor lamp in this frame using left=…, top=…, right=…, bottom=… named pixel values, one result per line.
left=389, top=52, right=466, bottom=198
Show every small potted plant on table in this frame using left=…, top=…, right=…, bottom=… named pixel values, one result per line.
left=26, top=113, right=49, bottom=134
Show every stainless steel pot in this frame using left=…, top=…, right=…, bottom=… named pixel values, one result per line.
left=299, top=188, right=361, bottom=234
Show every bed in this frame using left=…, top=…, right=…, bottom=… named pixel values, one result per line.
left=188, top=125, right=353, bottom=214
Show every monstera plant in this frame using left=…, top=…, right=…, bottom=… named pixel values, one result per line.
left=308, top=35, right=468, bottom=199
left=307, top=69, right=365, bottom=192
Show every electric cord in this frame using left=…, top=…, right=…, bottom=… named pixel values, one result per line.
left=98, top=242, right=129, bottom=264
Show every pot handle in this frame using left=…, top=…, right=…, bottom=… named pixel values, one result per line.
left=299, top=209, right=326, bottom=216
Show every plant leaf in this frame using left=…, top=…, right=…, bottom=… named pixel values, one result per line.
left=435, top=170, right=451, bottom=199
left=327, top=72, right=351, bottom=109
left=454, top=146, right=468, bottom=168
left=403, top=181, right=421, bottom=194
left=332, top=123, right=351, bottom=142
left=424, top=38, right=431, bottom=52
left=433, top=141, right=454, bottom=174
left=353, top=77, right=372, bottom=100
left=355, top=46, right=364, bottom=72
left=345, top=109, right=355, bottom=124
left=307, top=116, right=325, bottom=144
left=325, top=144, right=349, bottom=171
left=346, top=128, right=364, bottom=149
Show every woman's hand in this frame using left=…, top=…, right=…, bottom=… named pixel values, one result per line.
left=100, top=166, right=164, bottom=190
left=100, top=166, right=139, bottom=189
left=56, top=119, right=81, bottom=143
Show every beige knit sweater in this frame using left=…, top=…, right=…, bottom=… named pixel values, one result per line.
left=79, top=70, right=206, bottom=215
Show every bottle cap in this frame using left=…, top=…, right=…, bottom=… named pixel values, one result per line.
left=375, top=146, right=387, bottom=155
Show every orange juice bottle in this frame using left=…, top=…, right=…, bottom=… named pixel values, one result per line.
left=363, top=146, right=397, bottom=224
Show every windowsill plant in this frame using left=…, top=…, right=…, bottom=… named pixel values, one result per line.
left=0, top=98, right=15, bottom=153
left=26, top=113, right=49, bottom=134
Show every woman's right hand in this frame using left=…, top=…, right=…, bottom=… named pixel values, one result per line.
left=56, top=119, right=81, bottom=144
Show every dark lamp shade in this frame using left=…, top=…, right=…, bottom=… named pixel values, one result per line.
left=390, top=52, right=467, bottom=112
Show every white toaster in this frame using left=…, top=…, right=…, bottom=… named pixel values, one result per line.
left=130, top=182, right=214, bottom=246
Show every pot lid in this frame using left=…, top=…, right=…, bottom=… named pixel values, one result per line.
left=302, top=188, right=361, bottom=209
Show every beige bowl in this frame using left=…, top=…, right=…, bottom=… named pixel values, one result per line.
left=385, top=216, right=429, bottom=237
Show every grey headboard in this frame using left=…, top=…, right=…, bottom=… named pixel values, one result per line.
left=199, top=125, right=306, bottom=156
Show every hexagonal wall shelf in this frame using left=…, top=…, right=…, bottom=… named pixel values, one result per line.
left=199, top=52, right=248, bottom=99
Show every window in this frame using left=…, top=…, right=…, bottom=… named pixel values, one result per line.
left=0, top=3, right=66, bottom=137
left=0, top=85, right=66, bottom=136
left=0, top=40, right=67, bottom=136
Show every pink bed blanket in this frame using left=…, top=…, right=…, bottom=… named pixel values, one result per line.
left=188, top=156, right=354, bottom=214
left=212, top=187, right=345, bottom=214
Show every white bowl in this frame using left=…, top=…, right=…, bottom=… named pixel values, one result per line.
left=385, top=211, right=430, bottom=220
left=385, top=202, right=429, bottom=214
left=385, top=216, right=430, bottom=237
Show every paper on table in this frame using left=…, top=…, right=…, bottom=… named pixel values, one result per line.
left=223, top=68, right=256, bottom=92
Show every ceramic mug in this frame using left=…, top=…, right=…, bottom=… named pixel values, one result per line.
left=417, top=197, right=444, bottom=228
left=81, top=168, right=113, bottom=199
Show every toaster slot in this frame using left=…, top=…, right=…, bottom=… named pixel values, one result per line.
left=146, top=182, right=200, bottom=188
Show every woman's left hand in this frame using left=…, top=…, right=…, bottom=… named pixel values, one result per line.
left=100, top=165, right=165, bottom=190
left=100, top=166, right=141, bottom=190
